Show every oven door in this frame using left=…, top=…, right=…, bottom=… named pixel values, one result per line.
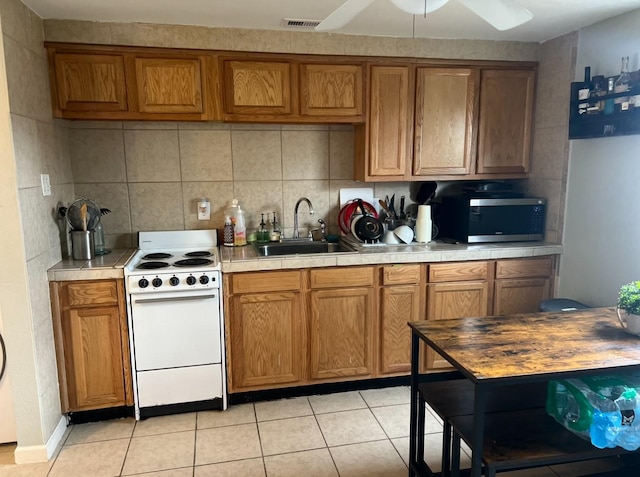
left=130, top=289, right=221, bottom=371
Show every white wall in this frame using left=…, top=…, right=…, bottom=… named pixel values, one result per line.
left=559, top=9, right=640, bottom=306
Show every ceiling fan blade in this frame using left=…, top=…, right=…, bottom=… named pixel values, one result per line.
left=315, top=0, right=377, bottom=31
left=458, top=0, right=533, bottom=31
left=389, top=0, right=451, bottom=15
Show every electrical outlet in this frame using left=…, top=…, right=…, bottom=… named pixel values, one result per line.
left=40, top=174, right=51, bottom=196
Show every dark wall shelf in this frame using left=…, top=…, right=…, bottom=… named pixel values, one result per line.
left=569, top=81, right=640, bottom=139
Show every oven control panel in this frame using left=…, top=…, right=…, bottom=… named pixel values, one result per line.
left=127, top=271, right=220, bottom=293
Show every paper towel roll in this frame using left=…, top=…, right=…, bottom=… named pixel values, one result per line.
left=415, top=205, right=432, bottom=243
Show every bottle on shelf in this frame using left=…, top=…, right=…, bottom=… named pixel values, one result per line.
left=588, top=75, right=605, bottom=115
left=604, top=76, right=615, bottom=115
left=225, top=199, right=247, bottom=246
left=269, top=211, right=282, bottom=242
left=257, top=213, right=269, bottom=243
left=614, top=56, right=631, bottom=112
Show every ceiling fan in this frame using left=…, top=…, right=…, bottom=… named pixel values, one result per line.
left=315, top=0, right=534, bottom=32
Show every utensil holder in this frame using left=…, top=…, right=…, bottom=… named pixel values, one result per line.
left=71, top=230, right=95, bottom=260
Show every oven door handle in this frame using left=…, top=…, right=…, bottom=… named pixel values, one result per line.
left=131, top=293, right=217, bottom=304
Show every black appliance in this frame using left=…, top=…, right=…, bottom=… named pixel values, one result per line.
left=438, top=196, right=546, bottom=243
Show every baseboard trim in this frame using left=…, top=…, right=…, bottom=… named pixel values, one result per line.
left=14, top=416, right=67, bottom=464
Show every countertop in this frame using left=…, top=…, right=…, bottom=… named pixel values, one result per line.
left=220, top=240, right=563, bottom=273
left=47, top=249, right=136, bottom=281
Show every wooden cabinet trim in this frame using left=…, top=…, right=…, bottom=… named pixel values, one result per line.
left=310, top=266, right=374, bottom=289
left=64, top=280, right=119, bottom=306
left=495, top=257, right=553, bottom=279
left=428, top=261, right=488, bottom=282
left=231, top=271, right=301, bottom=294
left=382, top=264, right=421, bottom=285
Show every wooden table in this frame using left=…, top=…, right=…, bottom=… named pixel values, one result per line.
left=408, top=307, right=640, bottom=477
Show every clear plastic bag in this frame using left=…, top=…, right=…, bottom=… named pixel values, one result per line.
left=546, top=374, right=640, bottom=451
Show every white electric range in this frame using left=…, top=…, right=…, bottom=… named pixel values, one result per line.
left=124, top=230, right=227, bottom=419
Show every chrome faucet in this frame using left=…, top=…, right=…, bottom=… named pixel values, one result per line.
left=293, top=197, right=314, bottom=239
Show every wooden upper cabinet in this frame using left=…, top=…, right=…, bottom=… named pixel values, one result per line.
left=222, top=60, right=293, bottom=116
left=413, top=67, right=477, bottom=176
left=134, top=57, right=203, bottom=113
left=300, top=63, right=363, bottom=118
left=47, top=44, right=220, bottom=120
left=52, top=52, right=128, bottom=112
left=362, top=65, right=412, bottom=180
left=477, top=69, right=535, bottom=174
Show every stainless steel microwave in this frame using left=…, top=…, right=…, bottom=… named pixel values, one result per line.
left=438, top=197, right=546, bottom=243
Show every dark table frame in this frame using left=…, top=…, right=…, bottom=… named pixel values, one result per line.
left=408, top=307, right=640, bottom=477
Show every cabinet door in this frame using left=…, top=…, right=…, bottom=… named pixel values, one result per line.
left=426, top=281, right=488, bottom=369
left=300, top=63, right=363, bottom=118
left=229, top=292, right=303, bottom=390
left=310, top=288, right=374, bottom=380
left=494, top=278, right=551, bottom=316
left=366, top=65, right=412, bottom=179
left=413, top=67, right=477, bottom=176
left=223, top=60, right=293, bottom=116
left=477, top=69, right=535, bottom=174
left=134, top=57, right=203, bottom=113
left=62, top=306, right=127, bottom=410
left=379, top=285, right=421, bottom=374
left=52, top=52, right=128, bottom=112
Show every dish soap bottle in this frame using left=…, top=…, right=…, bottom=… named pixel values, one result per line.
left=269, top=211, right=282, bottom=242
left=225, top=199, right=247, bottom=246
left=223, top=215, right=234, bottom=247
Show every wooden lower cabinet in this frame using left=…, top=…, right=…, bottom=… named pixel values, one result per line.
left=493, top=257, right=553, bottom=315
left=309, top=288, right=374, bottom=379
left=50, top=279, right=133, bottom=412
left=379, top=264, right=422, bottom=375
left=225, top=257, right=556, bottom=392
left=228, top=292, right=304, bottom=389
left=426, top=261, right=490, bottom=369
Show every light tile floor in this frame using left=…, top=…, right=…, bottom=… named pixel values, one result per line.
left=0, top=386, right=630, bottom=477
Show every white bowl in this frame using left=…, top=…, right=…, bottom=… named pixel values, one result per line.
left=382, top=230, right=401, bottom=244
left=393, top=225, right=414, bottom=244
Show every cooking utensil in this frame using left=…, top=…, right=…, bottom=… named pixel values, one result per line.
left=399, top=196, right=405, bottom=219
left=378, top=199, right=393, bottom=217
left=338, top=200, right=378, bottom=235
left=354, top=199, right=384, bottom=242
left=389, top=194, right=396, bottom=217
left=67, top=198, right=101, bottom=231
left=416, top=181, right=437, bottom=204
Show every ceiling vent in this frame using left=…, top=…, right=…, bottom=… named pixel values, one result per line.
left=281, top=18, right=321, bottom=29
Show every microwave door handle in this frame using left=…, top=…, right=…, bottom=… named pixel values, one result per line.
left=470, top=206, right=482, bottom=223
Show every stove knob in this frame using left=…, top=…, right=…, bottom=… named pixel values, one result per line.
left=186, top=276, right=197, bottom=286
left=199, top=275, right=210, bottom=285
left=152, top=277, right=163, bottom=288
left=138, top=278, right=149, bottom=288
left=169, top=276, right=180, bottom=286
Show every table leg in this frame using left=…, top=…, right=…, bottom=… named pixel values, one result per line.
left=409, top=332, right=420, bottom=477
left=470, top=384, right=487, bottom=477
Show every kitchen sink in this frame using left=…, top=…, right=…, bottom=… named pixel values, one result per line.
left=253, top=240, right=352, bottom=256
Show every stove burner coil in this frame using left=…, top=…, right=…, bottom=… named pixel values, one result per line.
left=142, top=253, right=173, bottom=260
left=174, top=258, right=213, bottom=267
left=184, top=251, right=213, bottom=257
left=136, top=261, right=170, bottom=270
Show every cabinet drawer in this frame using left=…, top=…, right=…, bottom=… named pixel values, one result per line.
left=64, top=280, right=119, bottom=306
left=496, top=257, right=553, bottom=279
left=428, top=261, right=488, bottom=283
left=231, top=271, right=301, bottom=294
left=310, top=267, right=374, bottom=289
left=382, top=264, right=421, bottom=285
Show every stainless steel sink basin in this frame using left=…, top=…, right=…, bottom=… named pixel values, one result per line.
left=253, top=241, right=351, bottom=257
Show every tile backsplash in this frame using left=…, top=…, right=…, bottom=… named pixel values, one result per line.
left=69, top=121, right=411, bottom=247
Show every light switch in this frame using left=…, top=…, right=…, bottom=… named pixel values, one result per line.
left=40, top=174, right=51, bottom=196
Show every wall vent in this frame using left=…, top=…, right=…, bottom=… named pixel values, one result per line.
left=281, top=18, right=321, bottom=29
